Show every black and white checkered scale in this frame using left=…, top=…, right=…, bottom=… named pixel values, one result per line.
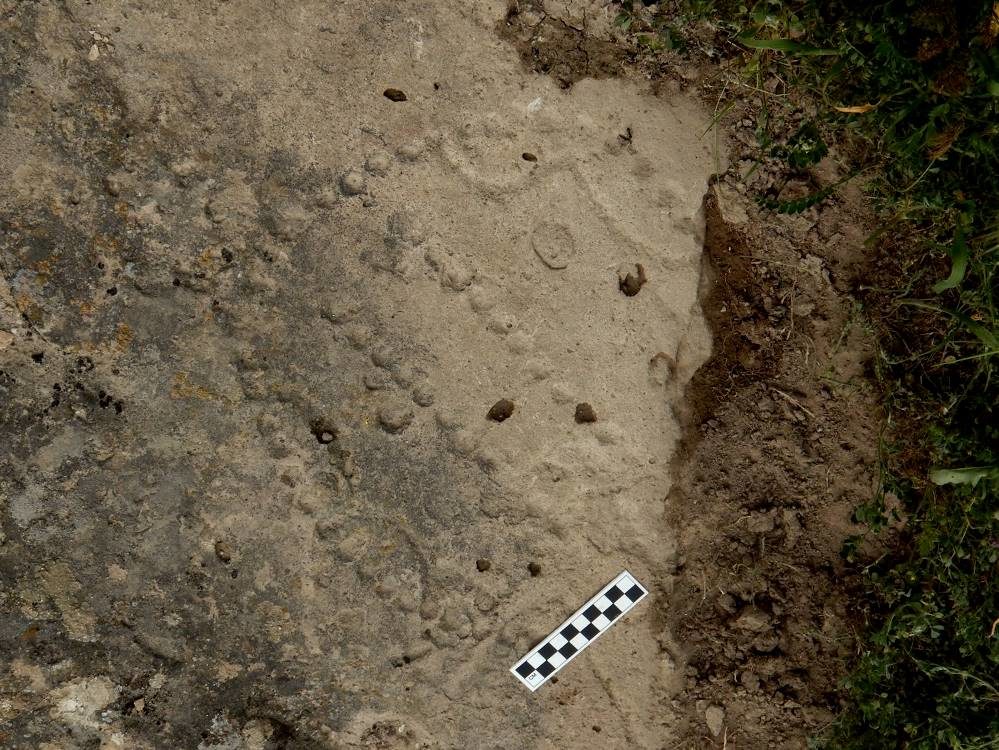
left=510, top=570, right=648, bottom=691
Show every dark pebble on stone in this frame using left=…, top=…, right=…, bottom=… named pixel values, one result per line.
left=487, top=398, right=514, bottom=422
left=214, top=540, right=232, bottom=563
left=618, top=263, right=647, bottom=297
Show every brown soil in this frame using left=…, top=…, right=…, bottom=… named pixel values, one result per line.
left=662, top=191, right=880, bottom=748
left=497, top=1, right=631, bottom=89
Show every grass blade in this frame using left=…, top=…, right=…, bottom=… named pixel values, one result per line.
left=932, top=229, right=970, bottom=293
left=737, top=36, right=839, bottom=56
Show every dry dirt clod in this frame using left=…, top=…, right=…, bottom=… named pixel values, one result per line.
left=475, top=558, right=491, bottom=572
left=733, top=606, right=772, bottom=633
left=487, top=398, right=514, bottom=422
left=574, top=402, right=597, bottom=423
left=383, top=88, right=407, bottom=102
left=618, top=263, right=647, bottom=296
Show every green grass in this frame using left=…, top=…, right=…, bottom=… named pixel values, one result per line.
left=617, top=1, right=998, bottom=746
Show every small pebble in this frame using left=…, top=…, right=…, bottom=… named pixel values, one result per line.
left=521, top=152, right=538, bottom=162
left=487, top=398, right=514, bottom=422
left=574, top=402, right=597, bottom=423
left=383, top=88, right=407, bottom=102
left=705, top=705, right=725, bottom=737
left=528, top=562, right=541, bottom=577
left=476, top=558, right=491, bottom=572
left=618, top=263, right=647, bottom=296
left=214, top=540, right=232, bottom=564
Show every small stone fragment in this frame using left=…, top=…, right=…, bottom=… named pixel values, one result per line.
left=475, top=558, right=491, bottom=572
left=574, top=402, right=597, bottom=423
left=618, top=263, right=647, bottom=296
left=378, top=406, right=413, bottom=433
left=487, top=398, right=514, bottom=422
left=383, top=88, right=407, bottom=102
left=528, top=562, right=541, bottom=577
left=705, top=705, right=725, bottom=737
left=214, top=540, right=233, bottom=564
left=521, top=152, right=538, bottom=162
left=339, top=170, right=367, bottom=196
